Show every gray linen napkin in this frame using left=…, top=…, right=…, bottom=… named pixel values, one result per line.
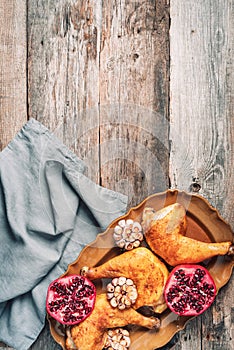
left=0, top=119, right=128, bottom=350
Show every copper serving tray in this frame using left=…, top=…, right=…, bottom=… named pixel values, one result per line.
left=48, top=189, right=234, bottom=349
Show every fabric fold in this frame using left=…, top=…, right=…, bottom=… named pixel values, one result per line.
left=0, top=118, right=128, bottom=350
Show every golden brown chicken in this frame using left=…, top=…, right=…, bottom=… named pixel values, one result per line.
left=142, top=203, right=233, bottom=266
left=81, top=247, right=169, bottom=313
left=65, top=294, right=160, bottom=350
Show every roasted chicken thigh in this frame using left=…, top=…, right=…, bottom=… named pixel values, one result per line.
left=142, top=203, right=233, bottom=266
left=66, top=294, right=160, bottom=350
left=81, top=247, right=169, bottom=312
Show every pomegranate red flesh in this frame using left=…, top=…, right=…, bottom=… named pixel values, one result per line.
left=164, top=265, right=216, bottom=316
left=46, top=275, right=96, bottom=325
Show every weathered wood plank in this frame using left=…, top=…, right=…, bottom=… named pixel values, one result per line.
left=26, top=1, right=169, bottom=348
left=62, top=0, right=102, bottom=182
left=170, top=0, right=234, bottom=349
left=0, top=0, right=27, bottom=150
left=27, top=1, right=102, bottom=348
left=28, top=0, right=101, bottom=183
left=1, top=1, right=233, bottom=350
left=28, top=0, right=69, bottom=131
left=99, top=0, right=170, bottom=207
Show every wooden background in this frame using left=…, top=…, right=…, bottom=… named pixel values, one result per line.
left=0, top=0, right=233, bottom=349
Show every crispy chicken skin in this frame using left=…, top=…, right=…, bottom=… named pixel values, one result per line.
left=66, top=294, right=160, bottom=350
left=142, top=203, right=233, bottom=266
left=81, top=247, right=169, bottom=312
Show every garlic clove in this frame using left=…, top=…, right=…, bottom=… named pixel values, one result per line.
left=107, top=283, right=115, bottom=293
left=126, top=279, right=133, bottom=286
left=121, top=284, right=127, bottom=292
left=118, top=277, right=126, bottom=286
left=113, top=233, right=122, bottom=241
left=114, top=285, right=121, bottom=294
left=110, top=297, right=118, bottom=308
left=124, top=298, right=132, bottom=308
left=116, top=294, right=122, bottom=302
left=123, top=336, right=131, bottom=347
left=126, top=219, right=134, bottom=227
left=122, top=329, right=130, bottom=336
left=132, top=222, right=142, bottom=232
left=116, top=239, right=126, bottom=248
left=112, top=278, right=119, bottom=286
left=132, top=231, right=143, bottom=241
left=128, top=290, right=138, bottom=302
left=118, top=303, right=126, bottom=310
left=133, top=240, right=141, bottom=248
left=118, top=219, right=126, bottom=228
left=114, top=225, right=123, bottom=234
left=125, top=243, right=133, bottom=250
left=107, top=292, right=114, bottom=300
left=118, top=345, right=125, bottom=350
left=112, top=335, right=118, bottom=342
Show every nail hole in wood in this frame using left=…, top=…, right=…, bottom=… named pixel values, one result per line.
left=189, top=182, right=201, bottom=193
left=190, top=178, right=201, bottom=192
left=133, top=53, right=139, bottom=61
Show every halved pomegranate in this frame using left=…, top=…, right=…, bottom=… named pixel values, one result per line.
left=46, top=275, right=96, bottom=325
left=164, top=265, right=216, bottom=316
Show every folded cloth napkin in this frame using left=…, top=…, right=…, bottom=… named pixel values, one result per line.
left=0, top=119, right=128, bottom=350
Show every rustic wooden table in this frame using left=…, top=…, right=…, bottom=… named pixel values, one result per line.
left=0, top=1, right=233, bottom=349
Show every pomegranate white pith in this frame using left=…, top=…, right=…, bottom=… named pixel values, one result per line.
left=164, top=265, right=216, bottom=316
left=46, top=275, right=96, bottom=325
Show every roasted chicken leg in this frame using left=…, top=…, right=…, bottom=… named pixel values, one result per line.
left=66, top=294, right=160, bottom=350
left=142, top=203, right=233, bottom=266
left=81, top=247, right=169, bottom=312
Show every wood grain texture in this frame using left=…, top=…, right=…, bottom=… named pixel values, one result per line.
left=0, top=0, right=27, bottom=150
left=28, top=0, right=101, bottom=182
left=28, top=0, right=170, bottom=201
left=26, top=0, right=169, bottom=348
left=0, top=0, right=233, bottom=350
left=99, top=0, right=170, bottom=207
left=27, top=1, right=101, bottom=347
left=170, top=0, right=234, bottom=214
left=169, top=1, right=234, bottom=349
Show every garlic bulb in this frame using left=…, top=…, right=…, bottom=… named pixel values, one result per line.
left=113, top=219, right=143, bottom=250
left=106, top=277, right=138, bottom=310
